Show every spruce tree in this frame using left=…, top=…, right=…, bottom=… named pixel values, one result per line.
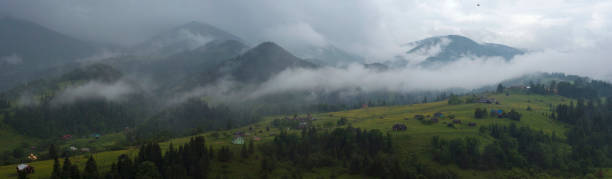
left=248, top=140, right=255, bottom=154
left=241, top=144, right=248, bottom=158
left=51, top=157, right=62, bottom=179
left=83, top=156, right=99, bottom=179
left=69, top=165, right=80, bottom=179
left=135, top=161, right=162, bottom=179
left=48, top=144, right=58, bottom=159
left=61, top=157, right=72, bottom=179
left=17, top=170, right=27, bottom=179
left=208, top=145, right=214, bottom=159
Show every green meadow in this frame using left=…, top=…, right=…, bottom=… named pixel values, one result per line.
left=0, top=93, right=592, bottom=178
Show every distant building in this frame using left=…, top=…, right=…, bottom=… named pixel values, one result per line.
left=392, top=124, right=407, bottom=131
left=27, top=154, right=37, bottom=161
left=477, top=97, right=496, bottom=104
left=16, top=164, right=34, bottom=174
left=434, top=112, right=444, bottom=118
left=62, top=134, right=72, bottom=140
left=232, top=136, right=245, bottom=145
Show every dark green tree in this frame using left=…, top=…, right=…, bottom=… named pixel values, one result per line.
left=248, top=140, right=255, bottom=154
left=51, top=157, right=62, bottom=179
left=69, top=165, right=80, bottom=179
left=83, top=156, right=99, bottom=179
left=48, top=144, right=58, bottom=159
left=135, top=161, right=162, bottom=179
left=497, top=83, right=505, bottom=93
left=61, top=157, right=72, bottom=179
left=241, top=143, right=249, bottom=158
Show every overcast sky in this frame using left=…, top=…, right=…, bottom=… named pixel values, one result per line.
left=4, top=0, right=612, bottom=102
left=2, top=0, right=612, bottom=80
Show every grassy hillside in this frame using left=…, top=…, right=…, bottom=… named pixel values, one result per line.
left=0, top=93, right=582, bottom=178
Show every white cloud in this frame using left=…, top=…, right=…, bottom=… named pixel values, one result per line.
left=52, top=80, right=134, bottom=105
left=1, top=54, right=23, bottom=65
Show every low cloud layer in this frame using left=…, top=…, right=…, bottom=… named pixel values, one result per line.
left=1, top=54, right=23, bottom=65
left=52, top=80, right=134, bottom=105
left=184, top=47, right=612, bottom=103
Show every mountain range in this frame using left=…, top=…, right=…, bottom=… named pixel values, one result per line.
left=0, top=16, right=99, bottom=91
left=0, top=17, right=530, bottom=96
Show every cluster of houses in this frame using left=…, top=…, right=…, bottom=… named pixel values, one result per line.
left=284, top=113, right=317, bottom=129
left=231, top=131, right=262, bottom=144
left=406, top=111, right=479, bottom=129
left=232, top=131, right=246, bottom=144
left=68, top=146, right=91, bottom=153
left=283, top=113, right=317, bottom=122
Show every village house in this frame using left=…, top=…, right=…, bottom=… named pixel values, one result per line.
left=16, top=164, right=34, bottom=174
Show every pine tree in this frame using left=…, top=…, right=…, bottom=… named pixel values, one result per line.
left=51, top=158, right=62, bottom=179
left=70, top=165, right=80, bottom=179
left=496, top=83, right=505, bottom=93
left=48, top=144, right=58, bottom=159
left=136, top=161, right=162, bottom=179
left=83, top=156, right=99, bottom=179
left=61, top=157, right=72, bottom=179
left=17, top=170, right=27, bottom=179
left=248, top=140, right=255, bottom=154
left=241, top=144, right=249, bottom=158
left=208, top=145, right=214, bottom=159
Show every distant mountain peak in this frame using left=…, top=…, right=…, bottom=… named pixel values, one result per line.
left=133, top=21, right=245, bottom=56
left=203, top=42, right=317, bottom=84
left=401, top=35, right=524, bottom=68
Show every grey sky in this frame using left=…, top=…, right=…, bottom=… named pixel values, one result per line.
left=2, top=0, right=612, bottom=80
left=2, top=1, right=609, bottom=54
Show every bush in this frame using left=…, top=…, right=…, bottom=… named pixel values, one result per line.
left=507, top=110, right=521, bottom=121
left=474, top=108, right=487, bottom=119
left=337, top=117, right=348, bottom=126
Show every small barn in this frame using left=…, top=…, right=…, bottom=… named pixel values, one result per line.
left=16, top=164, right=34, bottom=174
left=468, top=122, right=477, bottom=127
left=392, top=124, right=407, bottom=131
left=232, top=136, right=245, bottom=144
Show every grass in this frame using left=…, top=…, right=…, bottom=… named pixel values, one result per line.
left=0, top=92, right=586, bottom=178
left=0, top=113, right=40, bottom=154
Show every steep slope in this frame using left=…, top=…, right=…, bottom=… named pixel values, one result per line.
left=0, top=93, right=574, bottom=178
left=133, top=21, right=245, bottom=56
left=403, top=35, right=524, bottom=67
left=106, top=39, right=249, bottom=87
left=202, top=42, right=318, bottom=84
left=0, top=16, right=97, bottom=91
left=296, top=44, right=364, bottom=67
